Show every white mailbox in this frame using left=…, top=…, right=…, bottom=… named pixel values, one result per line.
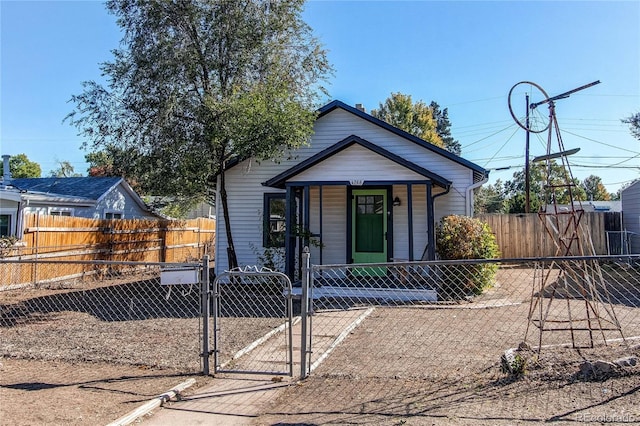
left=160, top=267, right=199, bottom=285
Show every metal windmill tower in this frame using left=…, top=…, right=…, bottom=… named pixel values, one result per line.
left=508, top=81, right=625, bottom=350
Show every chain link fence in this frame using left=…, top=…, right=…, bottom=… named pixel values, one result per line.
left=0, top=259, right=209, bottom=373
left=303, top=256, right=640, bottom=381
left=3, top=255, right=640, bottom=423
left=251, top=255, right=640, bottom=424
left=212, top=267, right=294, bottom=376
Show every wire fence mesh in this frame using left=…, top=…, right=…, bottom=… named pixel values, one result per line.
left=3, top=255, right=640, bottom=424
left=305, top=256, right=640, bottom=381
left=253, top=256, right=640, bottom=425
left=212, top=268, right=293, bottom=376
left=0, top=259, right=206, bottom=373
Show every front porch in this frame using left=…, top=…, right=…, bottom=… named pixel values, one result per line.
left=273, top=182, right=448, bottom=280
left=262, top=135, right=452, bottom=281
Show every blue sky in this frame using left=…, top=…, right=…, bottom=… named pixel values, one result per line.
left=1, top=0, right=639, bottom=194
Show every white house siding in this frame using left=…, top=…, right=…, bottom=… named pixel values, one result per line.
left=216, top=106, right=478, bottom=273
left=312, top=109, right=472, bottom=216
left=622, top=180, right=640, bottom=253
left=0, top=198, right=20, bottom=236
left=215, top=158, right=287, bottom=273
left=390, top=184, right=430, bottom=261
left=288, top=145, right=430, bottom=183
left=308, top=186, right=347, bottom=265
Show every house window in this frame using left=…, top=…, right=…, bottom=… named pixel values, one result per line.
left=263, top=193, right=286, bottom=248
left=0, top=214, right=10, bottom=237
left=105, top=212, right=123, bottom=219
left=49, top=208, right=73, bottom=217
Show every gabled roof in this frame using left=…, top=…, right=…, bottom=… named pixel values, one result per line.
left=318, top=100, right=488, bottom=182
left=264, top=134, right=452, bottom=189
left=9, top=177, right=124, bottom=200
left=223, top=100, right=488, bottom=183
left=621, top=179, right=640, bottom=194
left=6, top=177, right=151, bottom=211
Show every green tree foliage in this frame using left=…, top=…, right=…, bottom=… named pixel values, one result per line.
left=622, top=112, right=640, bottom=140
left=581, top=174, right=611, bottom=201
left=505, top=192, right=542, bottom=214
left=474, top=179, right=506, bottom=214
left=86, top=151, right=117, bottom=177
left=0, top=153, right=41, bottom=178
left=477, top=165, right=613, bottom=214
left=435, top=215, right=499, bottom=297
left=503, top=162, right=586, bottom=213
left=430, top=101, right=461, bottom=155
left=66, top=0, right=332, bottom=268
left=49, top=161, right=83, bottom=177
left=371, top=93, right=444, bottom=148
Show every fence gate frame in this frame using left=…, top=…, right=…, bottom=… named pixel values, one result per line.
left=208, top=266, right=294, bottom=376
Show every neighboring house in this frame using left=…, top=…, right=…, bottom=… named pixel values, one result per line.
left=621, top=179, right=640, bottom=253
left=146, top=196, right=216, bottom=220
left=0, top=156, right=159, bottom=238
left=214, top=100, right=488, bottom=278
left=184, top=201, right=216, bottom=220
left=544, top=200, right=622, bottom=213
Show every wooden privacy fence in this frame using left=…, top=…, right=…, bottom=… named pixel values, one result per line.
left=476, top=212, right=621, bottom=258
left=0, top=214, right=215, bottom=289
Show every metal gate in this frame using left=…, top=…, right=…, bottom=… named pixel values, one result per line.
left=211, top=267, right=294, bottom=376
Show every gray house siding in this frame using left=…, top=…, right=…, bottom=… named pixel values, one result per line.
left=20, top=186, right=154, bottom=219
left=6, top=177, right=157, bottom=220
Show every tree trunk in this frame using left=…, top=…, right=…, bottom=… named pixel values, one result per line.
left=219, top=168, right=238, bottom=270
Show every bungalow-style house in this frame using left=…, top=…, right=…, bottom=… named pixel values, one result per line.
left=0, top=155, right=159, bottom=238
left=621, top=179, right=640, bottom=254
left=214, top=100, right=488, bottom=278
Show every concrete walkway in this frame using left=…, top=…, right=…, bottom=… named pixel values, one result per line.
left=139, top=308, right=374, bottom=425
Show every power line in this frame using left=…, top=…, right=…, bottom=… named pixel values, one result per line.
left=460, top=123, right=520, bottom=150
left=478, top=127, right=521, bottom=169
left=561, top=129, right=639, bottom=154
left=571, top=163, right=640, bottom=170
left=447, top=95, right=505, bottom=107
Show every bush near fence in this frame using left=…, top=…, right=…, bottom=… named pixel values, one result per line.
left=477, top=212, right=621, bottom=258
left=0, top=213, right=215, bottom=290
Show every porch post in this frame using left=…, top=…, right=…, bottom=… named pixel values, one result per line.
left=407, top=184, right=414, bottom=261
left=319, top=186, right=323, bottom=265
left=285, top=185, right=296, bottom=279
left=426, top=183, right=436, bottom=260
left=303, top=185, right=310, bottom=249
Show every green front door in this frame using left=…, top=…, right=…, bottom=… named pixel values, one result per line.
left=352, top=189, right=388, bottom=266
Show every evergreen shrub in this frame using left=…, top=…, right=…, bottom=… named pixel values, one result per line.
left=435, top=215, right=500, bottom=298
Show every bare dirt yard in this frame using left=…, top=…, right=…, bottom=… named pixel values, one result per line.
left=2, top=264, right=640, bottom=425
left=256, top=341, right=640, bottom=425
left=0, top=274, right=278, bottom=425
left=3, top=343, right=639, bottom=426
left=0, top=358, right=212, bottom=426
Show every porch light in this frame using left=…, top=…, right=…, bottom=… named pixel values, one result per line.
left=393, top=196, right=401, bottom=207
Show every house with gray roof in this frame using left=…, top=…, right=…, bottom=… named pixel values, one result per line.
left=1, top=155, right=159, bottom=238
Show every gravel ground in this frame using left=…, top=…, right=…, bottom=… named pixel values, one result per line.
left=0, top=275, right=284, bottom=425
left=2, top=264, right=640, bottom=425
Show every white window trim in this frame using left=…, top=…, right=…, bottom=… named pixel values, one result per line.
left=104, top=210, right=124, bottom=219
left=0, top=208, right=18, bottom=237
left=48, top=207, right=74, bottom=216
